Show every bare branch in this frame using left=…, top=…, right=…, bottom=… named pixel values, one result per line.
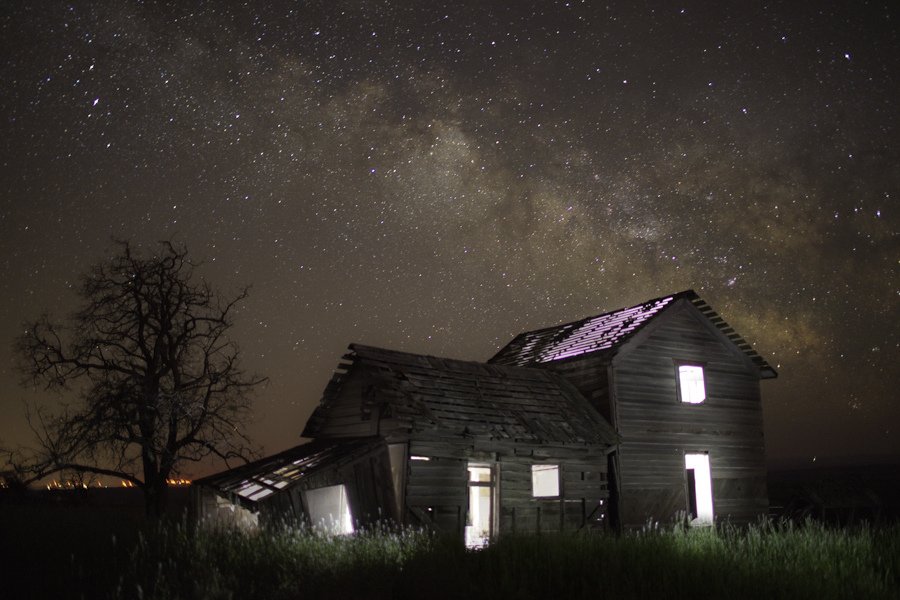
left=12, top=240, right=264, bottom=516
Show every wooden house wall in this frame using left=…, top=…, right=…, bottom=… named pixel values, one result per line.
left=404, top=438, right=468, bottom=535
left=611, top=304, right=768, bottom=528
left=546, top=356, right=613, bottom=424
left=496, top=454, right=609, bottom=534
left=404, top=436, right=609, bottom=537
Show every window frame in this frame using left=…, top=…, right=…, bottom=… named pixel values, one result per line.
left=466, top=463, right=497, bottom=548
left=684, top=451, right=715, bottom=525
left=304, top=483, right=355, bottom=534
left=674, top=361, right=707, bottom=404
left=531, top=463, right=561, bottom=499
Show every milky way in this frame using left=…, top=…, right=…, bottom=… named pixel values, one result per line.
left=1, top=1, right=897, bottom=473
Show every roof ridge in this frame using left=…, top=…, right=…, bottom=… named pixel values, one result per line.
left=489, top=292, right=684, bottom=365
left=488, top=290, right=774, bottom=377
left=348, top=342, right=556, bottom=378
left=494, top=290, right=697, bottom=342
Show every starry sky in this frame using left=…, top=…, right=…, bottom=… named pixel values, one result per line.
left=1, top=1, right=897, bottom=476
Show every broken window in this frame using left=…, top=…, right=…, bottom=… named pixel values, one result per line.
left=677, top=364, right=706, bottom=404
left=531, top=464, right=560, bottom=498
left=305, top=484, right=354, bottom=534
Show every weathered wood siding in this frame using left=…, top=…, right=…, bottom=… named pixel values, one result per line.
left=497, top=455, right=609, bottom=534
left=611, top=303, right=768, bottom=527
left=404, top=436, right=609, bottom=537
left=405, top=439, right=468, bottom=535
left=547, top=356, right=613, bottom=424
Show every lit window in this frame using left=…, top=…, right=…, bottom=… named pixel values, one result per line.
left=531, top=464, right=560, bottom=497
left=678, top=364, right=706, bottom=404
left=305, top=484, right=354, bottom=534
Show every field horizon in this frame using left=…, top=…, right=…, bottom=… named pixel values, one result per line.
left=2, top=473, right=899, bottom=600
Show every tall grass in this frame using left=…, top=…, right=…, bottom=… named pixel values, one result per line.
left=432, top=520, right=898, bottom=600
left=111, top=518, right=898, bottom=600
left=117, top=520, right=440, bottom=600
left=4, top=508, right=897, bottom=600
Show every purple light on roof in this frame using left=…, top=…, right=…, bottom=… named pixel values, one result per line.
left=535, top=296, right=674, bottom=362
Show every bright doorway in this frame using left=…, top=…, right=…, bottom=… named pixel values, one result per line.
left=684, top=453, right=714, bottom=525
left=305, top=484, right=354, bottom=534
left=466, top=464, right=494, bottom=548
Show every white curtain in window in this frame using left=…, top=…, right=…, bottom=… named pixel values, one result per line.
left=679, top=365, right=706, bottom=404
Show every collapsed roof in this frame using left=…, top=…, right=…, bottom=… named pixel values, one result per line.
left=304, top=344, right=619, bottom=446
left=194, top=437, right=384, bottom=505
left=490, top=290, right=777, bottom=378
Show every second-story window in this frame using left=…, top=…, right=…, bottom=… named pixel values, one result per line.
left=678, top=364, right=706, bottom=404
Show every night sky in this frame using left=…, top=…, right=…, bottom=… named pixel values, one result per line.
left=1, top=1, right=897, bottom=477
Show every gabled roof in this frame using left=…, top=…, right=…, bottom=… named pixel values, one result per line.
left=194, top=437, right=384, bottom=504
left=490, top=290, right=776, bottom=378
left=304, top=344, right=619, bottom=446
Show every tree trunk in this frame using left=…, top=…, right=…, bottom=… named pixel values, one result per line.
left=142, top=454, right=171, bottom=518
left=143, top=477, right=170, bottom=517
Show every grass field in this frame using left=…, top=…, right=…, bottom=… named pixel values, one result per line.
left=2, top=501, right=898, bottom=600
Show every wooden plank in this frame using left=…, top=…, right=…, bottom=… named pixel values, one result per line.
left=407, top=495, right=467, bottom=506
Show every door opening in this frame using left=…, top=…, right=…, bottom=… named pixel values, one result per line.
left=684, top=453, right=714, bottom=525
left=466, top=464, right=494, bottom=548
left=305, top=484, right=354, bottom=534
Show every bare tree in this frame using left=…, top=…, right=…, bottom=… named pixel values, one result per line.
left=10, top=241, right=265, bottom=515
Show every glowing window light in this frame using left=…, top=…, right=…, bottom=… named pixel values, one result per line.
left=678, top=365, right=706, bottom=404
left=305, top=484, right=354, bottom=534
left=410, top=455, right=431, bottom=461
left=466, top=465, right=493, bottom=549
left=531, top=464, right=560, bottom=498
left=469, top=466, right=491, bottom=483
left=685, top=453, right=714, bottom=525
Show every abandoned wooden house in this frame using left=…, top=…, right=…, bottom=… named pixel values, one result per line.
left=194, top=290, right=776, bottom=540
left=195, top=346, right=618, bottom=543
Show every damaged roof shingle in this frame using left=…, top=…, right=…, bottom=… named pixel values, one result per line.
left=305, top=344, right=618, bottom=446
left=490, top=290, right=775, bottom=377
left=194, top=437, right=384, bottom=504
